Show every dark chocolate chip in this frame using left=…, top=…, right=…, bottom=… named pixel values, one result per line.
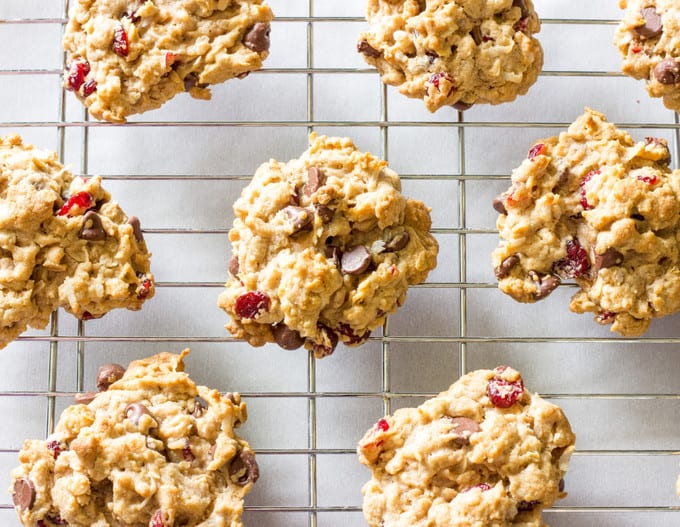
left=229, top=449, right=259, bottom=485
left=315, top=204, right=334, bottom=224
left=12, top=478, right=35, bottom=511
left=449, top=417, right=480, bottom=446
left=595, top=248, right=624, bottom=271
left=635, top=7, right=663, bottom=39
left=125, top=403, right=155, bottom=425
left=532, top=273, right=561, bottom=300
left=79, top=210, right=105, bottom=241
left=517, top=500, right=541, bottom=512
left=305, top=166, right=325, bottom=196
left=127, top=215, right=143, bottom=242
left=184, top=72, right=200, bottom=91
left=494, top=254, right=520, bottom=280
left=75, top=391, right=97, bottom=405
left=273, top=323, right=305, bottom=350
left=96, top=363, right=126, bottom=391
left=341, top=245, right=372, bottom=275
left=492, top=194, right=507, bottom=215
left=452, top=101, right=473, bottom=111
left=243, top=22, right=271, bottom=53
left=283, top=206, right=314, bottom=235
left=229, top=256, right=240, bottom=277
left=193, top=396, right=208, bottom=417
left=384, top=231, right=410, bottom=252
left=654, top=58, right=680, bottom=85
left=559, top=478, right=565, bottom=492
left=357, top=39, right=381, bottom=58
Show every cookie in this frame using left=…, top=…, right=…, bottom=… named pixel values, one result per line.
left=10, top=350, right=258, bottom=527
left=357, top=0, right=543, bottom=112
left=615, top=0, right=680, bottom=112
left=63, top=0, right=274, bottom=122
left=218, top=134, right=439, bottom=357
left=0, top=135, right=154, bottom=350
left=493, top=108, right=680, bottom=337
left=357, top=366, right=575, bottom=527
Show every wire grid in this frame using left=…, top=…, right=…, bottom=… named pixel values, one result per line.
left=2, top=1, right=680, bottom=526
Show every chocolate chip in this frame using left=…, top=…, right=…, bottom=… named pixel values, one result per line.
left=384, top=231, right=410, bottom=252
left=470, top=26, right=482, bottom=45
left=75, top=391, right=97, bottom=404
left=184, top=72, right=200, bottom=91
left=492, top=194, right=507, bottom=215
left=311, top=323, right=338, bottom=357
left=243, top=22, right=271, bottom=53
left=125, top=403, right=155, bottom=425
left=229, top=256, right=240, bottom=277
left=315, top=204, right=334, bottom=224
left=79, top=210, right=105, bottom=241
left=654, top=58, right=680, bottom=85
left=452, top=101, right=473, bottom=111
left=635, top=7, right=663, bottom=39
left=531, top=273, right=560, bottom=300
left=283, top=206, right=314, bottom=235
left=193, top=396, right=208, bottom=417
left=229, top=449, right=259, bottom=485
left=595, top=248, right=624, bottom=271
left=517, top=500, right=541, bottom=512
left=494, top=254, right=520, bottom=280
left=449, top=417, right=480, bottom=446
left=559, top=478, right=565, bottom=492
left=96, top=363, right=126, bottom=391
left=512, top=0, right=530, bottom=18
left=357, top=39, right=381, bottom=58
left=325, top=245, right=341, bottom=267
left=341, top=245, right=371, bottom=275
left=12, top=478, right=35, bottom=511
left=273, top=323, right=305, bottom=350
left=127, top=215, right=143, bottom=242
left=305, top=166, right=325, bottom=196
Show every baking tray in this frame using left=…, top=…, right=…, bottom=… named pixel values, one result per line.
left=1, top=1, right=680, bottom=526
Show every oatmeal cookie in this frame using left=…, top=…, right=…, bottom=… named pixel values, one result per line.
left=357, top=0, right=543, bottom=112
left=10, top=350, right=258, bottom=527
left=357, top=366, right=575, bottom=527
left=218, top=134, right=438, bottom=357
left=63, top=0, right=273, bottom=122
left=493, top=108, right=680, bottom=336
left=0, top=135, right=154, bottom=349
left=615, top=0, right=680, bottom=113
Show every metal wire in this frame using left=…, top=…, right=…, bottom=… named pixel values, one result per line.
left=2, top=4, right=680, bottom=526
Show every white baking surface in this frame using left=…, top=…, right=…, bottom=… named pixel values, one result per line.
left=1, top=1, right=680, bottom=525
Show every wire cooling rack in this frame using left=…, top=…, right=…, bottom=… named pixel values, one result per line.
left=2, top=1, right=680, bottom=526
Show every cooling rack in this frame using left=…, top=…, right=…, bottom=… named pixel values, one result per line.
left=1, top=1, right=680, bottom=526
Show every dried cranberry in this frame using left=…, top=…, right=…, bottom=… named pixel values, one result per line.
left=66, top=59, right=90, bottom=91
left=234, top=291, right=270, bottom=319
left=527, top=143, right=546, bottom=160
left=58, top=191, right=94, bottom=216
left=82, top=79, right=97, bottom=97
left=597, top=311, right=616, bottom=324
left=553, top=239, right=591, bottom=279
left=150, top=510, right=166, bottom=527
left=428, top=72, right=455, bottom=95
left=580, top=169, right=599, bottom=210
left=113, top=25, right=129, bottom=57
left=376, top=418, right=389, bottom=432
left=336, top=323, right=370, bottom=345
left=137, top=277, right=152, bottom=300
left=46, top=440, right=64, bottom=459
left=464, top=483, right=491, bottom=492
left=182, top=439, right=195, bottom=462
left=487, top=373, right=524, bottom=408
left=637, top=174, right=658, bottom=185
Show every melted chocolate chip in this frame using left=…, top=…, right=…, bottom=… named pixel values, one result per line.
left=341, top=245, right=372, bottom=275
left=229, top=449, right=259, bottom=485
left=517, top=500, right=541, bottom=512
left=531, top=272, right=560, bottom=300
left=384, top=231, right=410, bottom=252
left=125, top=403, right=155, bottom=425
left=635, top=7, right=663, bottom=39
left=654, top=58, right=680, bottom=85
left=79, top=210, right=105, bottom=241
left=357, top=39, right=381, bottom=58
left=449, top=417, right=480, bottom=446
left=595, top=248, right=624, bottom=271
left=494, top=254, right=520, bottom=280
left=283, top=206, right=314, bottom=235
left=12, top=478, right=35, bottom=511
left=273, top=323, right=305, bottom=350
left=315, top=204, right=334, bottom=224
left=305, top=166, right=325, bottom=196
left=243, top=22, right=271, bottom=53
left=127, top=216, right=143, bottom=242
left=96, top=363, right=126, bottom=391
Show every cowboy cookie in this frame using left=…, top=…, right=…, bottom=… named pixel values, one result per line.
left=63, top=0, right=273, bottom=122
left=10, top=350, right=258, bottom=527
left=357, top=0, right=543, bottom=112
left=0, top=135, right=153, bottom=350
left=218, top=134, right=438, bottom=357
left=357, top=367, right=575, bottom=527
left=493, top=108, right=680, bottom=336
left=615, top=0, right=680, bottom=112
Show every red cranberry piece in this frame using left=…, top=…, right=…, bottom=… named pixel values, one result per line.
left=580, top=169, right=599, bottom=210
left=597, top=311, right=616, bottom=324
left=82, top=79, right=97, bottom=97
left=46, top=439, right=65, bottom=459
left=45, top=515, right=68, bottom=525
left=182, top=439, right=195, bottom=462
left=310, top=322, right=338, bottom=357
left=113, top=25, right=129, bottom=57
left=428, top=72, right=455, bottom=95
left=464, top=483, right=491, bottom=493
left=58, top=191, right=94, bottom=216
left=553, top=239, right=591, bottom=279
left=137, top=277, right=153, bottom=299
left=376, top=418, right=389, bottom=432
left=150, top=509, right=166, bottom=527
left=527, top=143, right=546, bottom=160
left=487, top=373, right=524, bottom=409
left=336, top=323, right=370, bottom=345
left=235, top=291, right=270, bottom=319
left=66, top=58, right=90, bottom=91
left=637, top=174, right=658, bottom=185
